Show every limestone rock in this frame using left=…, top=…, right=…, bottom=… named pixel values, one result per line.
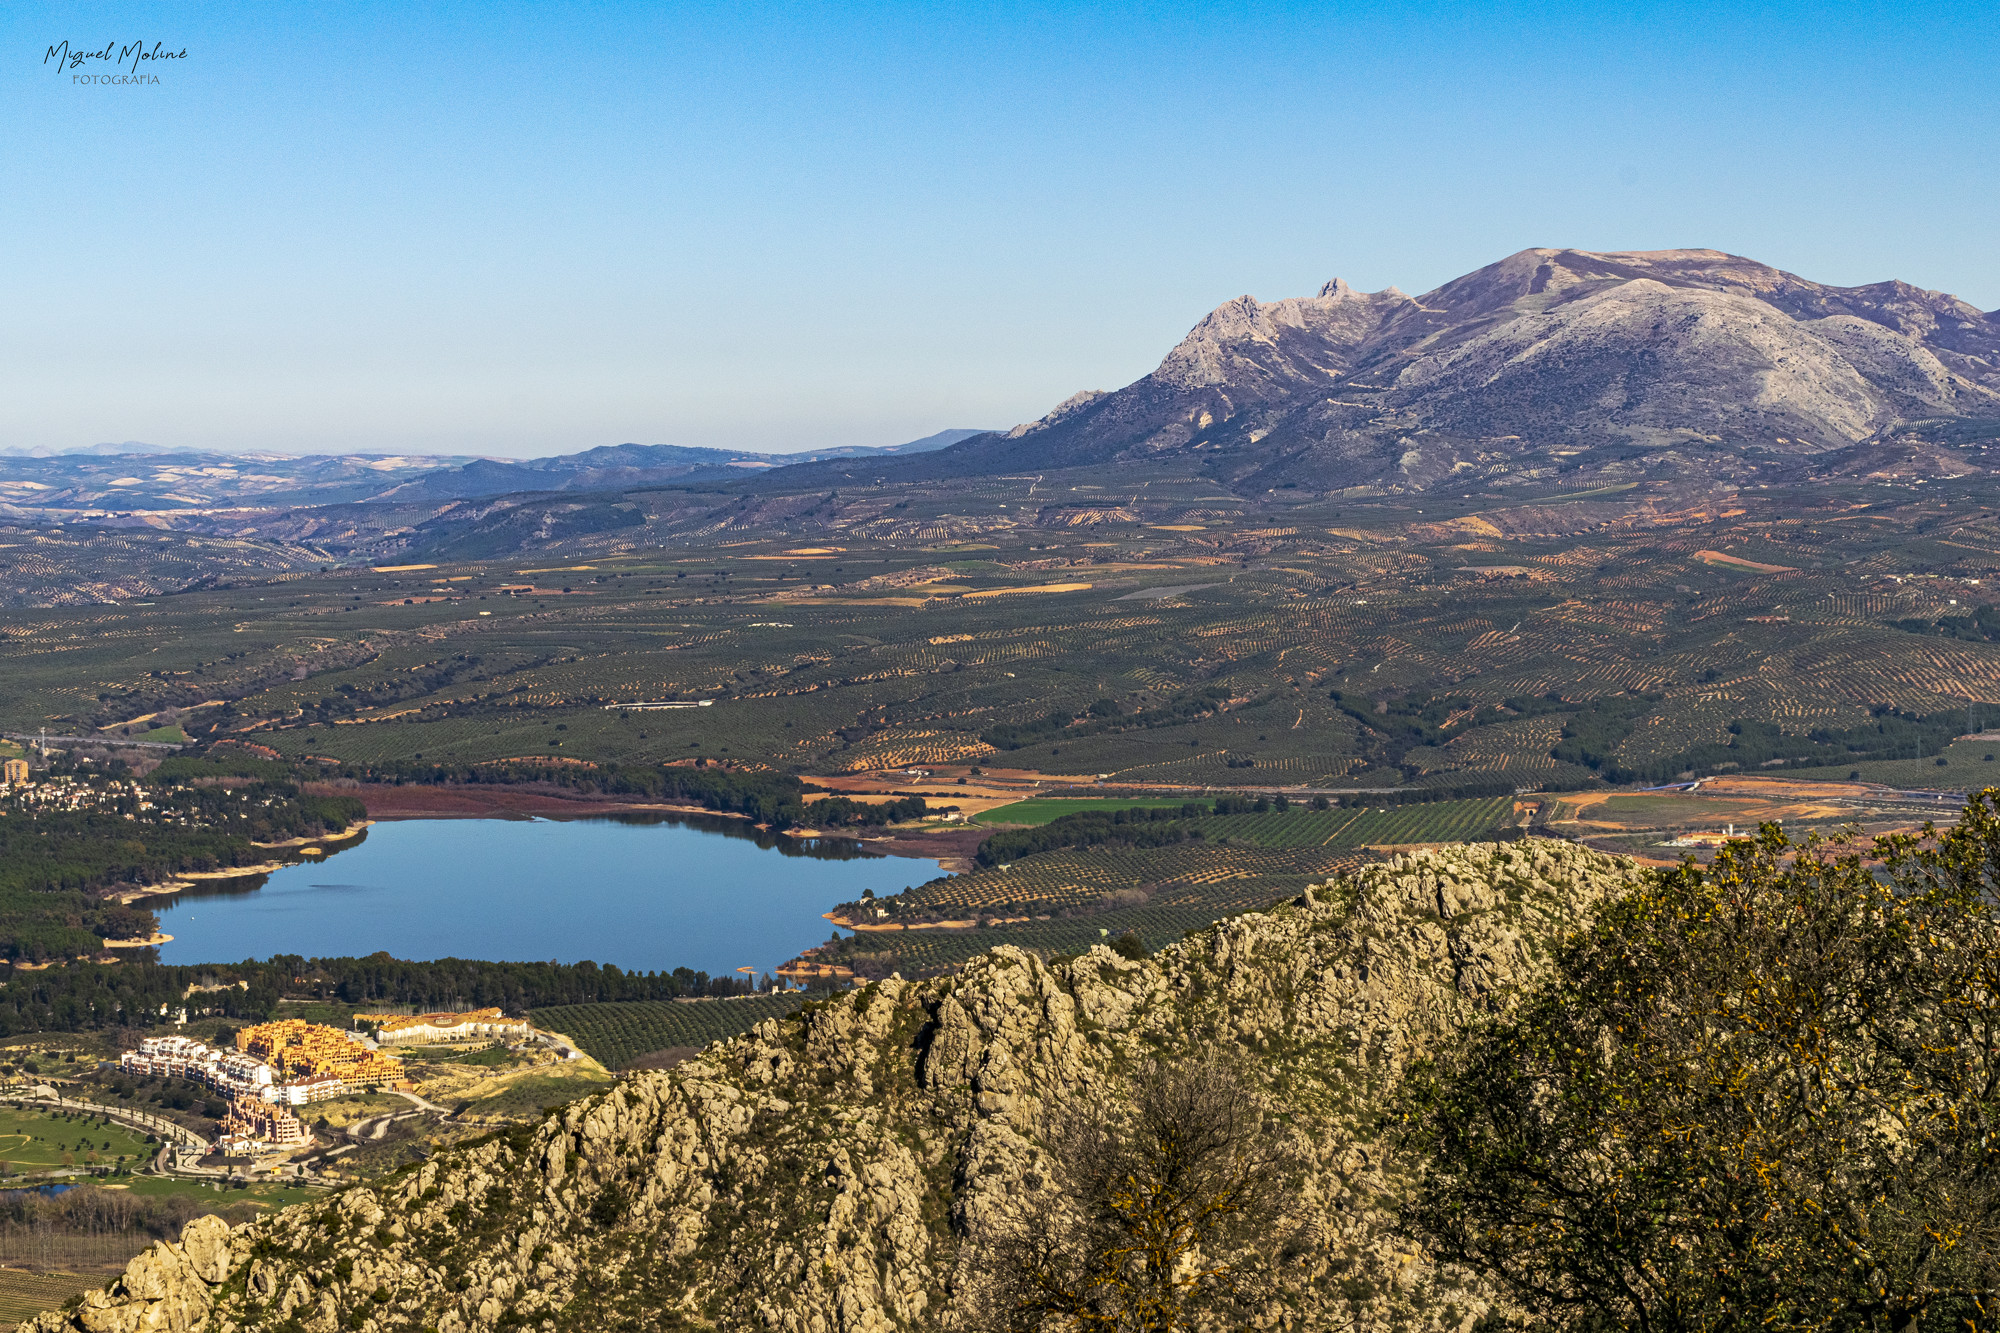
left=24, top=840, right=1643, bottom=1333
left=877, top=246, right=2000, bottom=491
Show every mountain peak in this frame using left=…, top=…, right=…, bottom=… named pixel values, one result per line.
left=896, top=247, right=2000, bottom=489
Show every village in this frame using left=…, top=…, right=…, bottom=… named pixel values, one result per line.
left=0, top=760, right=154, bottom=816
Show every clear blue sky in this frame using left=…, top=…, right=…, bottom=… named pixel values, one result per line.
left=3, top=2, right=1994, bottom=458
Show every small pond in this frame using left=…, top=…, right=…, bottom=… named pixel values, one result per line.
left=148, top=814, right=936, bottom=979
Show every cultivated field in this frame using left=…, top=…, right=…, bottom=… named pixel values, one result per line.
left=531, top=995, right=806, bottom=1070
left=11, top=468, right=2000, bottom=805
left=0, top=1270, right=104, bottom=1324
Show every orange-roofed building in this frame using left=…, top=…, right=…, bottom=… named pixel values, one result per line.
left=235, top=1019, right=402, bottom=1088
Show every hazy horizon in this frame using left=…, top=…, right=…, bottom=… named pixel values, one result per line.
left=0, top=426, right=999, bottom=462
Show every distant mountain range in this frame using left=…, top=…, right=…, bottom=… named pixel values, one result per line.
left=367, top=429, right=990, bottom=502
left=0, top=430, right=992, bottom=515
left=829, top=248, right=2000, bottom=494
left=9, top=247, right=2000, bottom=535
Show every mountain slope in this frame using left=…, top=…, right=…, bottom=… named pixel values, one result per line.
left=849, top=248, right=2000, bottom=494
left=29, top=841, right=1643, bottom=1333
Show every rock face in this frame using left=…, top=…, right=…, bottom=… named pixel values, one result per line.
left=887, top=247, right=2000, bottom=493
left=28, top=841, right=1646, bottom=1333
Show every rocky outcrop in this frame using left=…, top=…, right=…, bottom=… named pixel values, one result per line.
left=28, top=840, right=1646, bottom=1333
left=873, top=246, right=2000, bottom=492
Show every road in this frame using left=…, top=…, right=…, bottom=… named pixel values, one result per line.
left=389, top=1087, right=450, bottom=1114
left=0, top=1084, right=206, bottom=1149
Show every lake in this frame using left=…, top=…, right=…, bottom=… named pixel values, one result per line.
left=148, top=815, right=938, bottom=979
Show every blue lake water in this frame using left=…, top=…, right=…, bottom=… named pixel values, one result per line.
left=149, top=815, right=938, bottom=978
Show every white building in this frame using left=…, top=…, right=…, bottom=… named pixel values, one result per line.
left=270, top=1073, right=343, bottom=1105
left=367, top=1008, right=531, bottom=1045
left=122, top=1036, right=287, bottom=1101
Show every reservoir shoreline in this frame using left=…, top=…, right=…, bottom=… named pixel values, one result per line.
left=319, top=781, right=984, bottom=870
left=145, top=814, right=943, bottom=976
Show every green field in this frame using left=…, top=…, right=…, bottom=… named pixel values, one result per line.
left=446, top=1067, right=615, bottom=1122
left=531, top=994, right=806, bottom=1070
left=1197, top=797, right=1516, bottom=848
left=428, top=1043, right=512, bottom=1066
left=0, top=1107, right=154, bottom=1176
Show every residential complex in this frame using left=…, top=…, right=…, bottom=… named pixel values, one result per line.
left=218, top=1095, right=311, bottom=1154
left=121, top=1020, right=402, bottom=1124
left=235, top=1019, right=404, bottom=1089
left=119, top=1036, right=276, bottom=1099
left=117, top=1011, right=528, bottom=1158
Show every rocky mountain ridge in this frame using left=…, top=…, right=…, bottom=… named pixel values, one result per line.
left=857, top=248, right=2000, bottom=495
left=29, top=839, right=1645, bottom=1333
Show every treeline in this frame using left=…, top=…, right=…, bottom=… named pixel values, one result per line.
left=0, top=952, right=760, bottom=1037
left=981, top=688, right=1233, bottom=751
left=3, top=811, right=275, bottom=898
left=1639, top=710, right=1977, bottom=784
left=1896, top=603, right=2000, bottom=643
left=0, top=793, right=365, bottom=898
left=0, top=768, right=366, bottom=963
left=264, top=952, right=757, bottom=1008
left=808, top=793, right=930, bottom=826
left=1331, top=684, right=1981, bottom=788
left=1336, top=690, right=1576, bottom=759
left=1330, top=691, right=1469, bottom=749
left=0, top=1182, right=230, bottom=1239
left=975, top=804, right=1213, bottom=867
left=0, top=886, right=158, bottom=965
left=0, top=963, right=279, bottom=1034
left=319, top=758, right=924, bottom=828
left=1550, top=694, right=1663, bottom=776
left=335, top=757, right=812, bottom=822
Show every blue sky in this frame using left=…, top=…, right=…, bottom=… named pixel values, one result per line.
left=3, top=2, right=1994, bottom=458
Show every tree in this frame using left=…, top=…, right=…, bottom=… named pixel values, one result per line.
left=988, top=1056, right=1295, bottom=1333
left=1395, top=803, right=2000, bottom=1333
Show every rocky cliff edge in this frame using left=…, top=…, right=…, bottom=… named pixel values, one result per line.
left=29, top=840, right=1644, bottom=1333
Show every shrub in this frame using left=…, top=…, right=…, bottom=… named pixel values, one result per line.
left=1397, top=802, right=2000, bottom=1330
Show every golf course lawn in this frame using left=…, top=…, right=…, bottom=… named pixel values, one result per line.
left=0, top=1107, right=154, bottom=1176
